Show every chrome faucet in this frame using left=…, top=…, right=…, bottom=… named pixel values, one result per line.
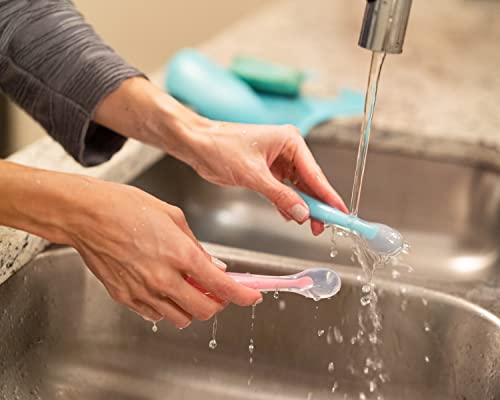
left=359, top=0, right=412, bottom=54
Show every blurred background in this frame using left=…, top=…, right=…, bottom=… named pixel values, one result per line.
left=0, top=0, right=272, bottom=157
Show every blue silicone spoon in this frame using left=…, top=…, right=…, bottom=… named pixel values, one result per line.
left=295, top=190, right=404, bottom=256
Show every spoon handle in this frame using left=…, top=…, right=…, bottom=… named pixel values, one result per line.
left=227, top=272, right=313, bottom=292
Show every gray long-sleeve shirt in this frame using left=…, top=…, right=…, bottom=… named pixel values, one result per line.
left=0, top=0, right=144, bottom=166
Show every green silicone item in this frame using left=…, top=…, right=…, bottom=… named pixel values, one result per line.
left=229, top=55, right=305, bottom=96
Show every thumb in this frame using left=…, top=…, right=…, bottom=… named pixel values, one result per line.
left=259, top=175, right=309, bottom=224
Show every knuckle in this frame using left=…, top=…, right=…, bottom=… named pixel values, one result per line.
left=109, top=289, right=130, bottom=305
left=144, top=268, right=176, bottom=293
left=283, top=124, right=301, bottom=138
left=181, top=246, right=205, bottom=274
left=271, top=188, right=293, bottom=207
left=168, top=205, right=186, bottom=223
left=196, top=304, right=217, bottom=322
left=148, top=275, right=174, bottom=294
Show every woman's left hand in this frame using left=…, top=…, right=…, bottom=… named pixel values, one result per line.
left=188, top=120, right=348, bottom=235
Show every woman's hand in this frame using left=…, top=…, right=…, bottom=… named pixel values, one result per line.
left=67, top=179, right=262, bottom=327
left=0, top=161, right=261, bottom=328
left=94, top=78, right=348, bottom=236
left=188, top=121, right=348, bottom=235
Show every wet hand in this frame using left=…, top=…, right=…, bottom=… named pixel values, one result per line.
left=66, top=180, right=262, bottom=328
left=189, top=121, right=348, bottom=235
left=93, top=78, right=347, bottom=235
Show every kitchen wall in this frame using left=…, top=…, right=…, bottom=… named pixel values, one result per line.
left=1, top=0, right=271, bottom=155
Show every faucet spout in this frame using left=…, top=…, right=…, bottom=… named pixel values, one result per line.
left=359, top=0, right=412, bottom=54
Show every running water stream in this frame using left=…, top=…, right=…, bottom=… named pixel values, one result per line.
left=349, top=51, right=389, bottom=400
left=350, top=51, right=386, bottom=216
left=328, top=51, right=412, bottom=398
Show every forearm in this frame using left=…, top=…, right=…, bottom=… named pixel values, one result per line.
left=0, top=160, right=90, bottom=245
left=93, top=77, right=212, bottom=167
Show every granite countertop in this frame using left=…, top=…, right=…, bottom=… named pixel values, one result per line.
left=1, top=0, right=500, bottom=284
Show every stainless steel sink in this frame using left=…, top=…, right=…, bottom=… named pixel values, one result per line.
left=2, top=137, right=499, bottom=399
left=1, top=247, right=499, bottom=400
left=132, top=139, right=500, bottom=282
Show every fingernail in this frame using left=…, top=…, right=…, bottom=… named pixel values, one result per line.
left=290, top=204, right=309, bottom=223
left=254, top=297, right=263, bottom=305
left=211, top=256, right=227, bottom=270
left=178, top=320, right=192, bottom=330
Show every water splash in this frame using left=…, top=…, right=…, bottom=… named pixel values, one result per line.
left=208, top=316, right=218, bottom=350
left=248, top=304, right=257, bottom=364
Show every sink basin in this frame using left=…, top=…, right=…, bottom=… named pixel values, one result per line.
left=0, top=247, right=499, bottom=399
left=131, top=140, right=500, bottom=282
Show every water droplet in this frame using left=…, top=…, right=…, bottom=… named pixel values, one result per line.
left=360, top=295, right=371, bottom=306
left=400, top=299, right=408, bottom=311
left=378, top=373, right=388, bottom=383
left=359, top=392, right=367, bottom=400
left=356, top=275, right=362, bottom=281
left=306, top=392, right=313, bottom=400
left=328, top=361, right=335, bottom=373
left=391, top=269, right=401, bottom=279
left=208, top=339, right=217, bottom=350
left=278, top=300, right=286, bottom=311
left=273, top=291, right=279, bottom=299
left=333, top=326, right=343, bottom=343
left=331, top=382, right=339, bottom=393
left=368, top=332, right=378, bottom=344
left=369, top=380, right=377, bottom=393
left=363, top=367, right=369, bottom=375
left=350, top=254, right=356, bottom=263
left=400, top=287, right=407, bottom=295
left=151, top=322, right=158, bottom=333
left=424, top=322, right=431, bottom=332
left=248, top=339, right=255, bottom=354
left=326, top=326, right=333, bottom=344
left=249, top=356, right=253, bottom=364
left=247, top=375, right=254, bottom=385
left=317, top=329, right=325, bottom=337
left=424, top=356, right=430, bottom=363
left=330, top=248, right=338, bottom=258
left=362, top=284, right=372, bottom=293
left=421, top=298, right=428, bottom=306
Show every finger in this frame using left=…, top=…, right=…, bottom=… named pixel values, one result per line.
left=278, top=209, right=292, bottom=221
left=128, top=299, right=164, bottom=322
left=145, top=295, right=193, bottom=329
left=294, top=141, right=348, bottom=213
left=186, top=276, right=226, bottom=304
left=168, top=278, right=225, bottom=321
left=311, top=219, right=325, bottom=236
left=293, top=178, right=326, bottom=234
left=188, top=254, right=262, bottom=307
left=257, top=170, right=310, bottom=224
left=168, top=206, right=228, bottom=273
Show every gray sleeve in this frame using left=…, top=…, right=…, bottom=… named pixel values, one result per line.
left=0, top=0, right=146, bottom=166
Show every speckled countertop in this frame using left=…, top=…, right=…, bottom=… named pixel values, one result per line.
left=1, top=0, right=500, bottom=284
